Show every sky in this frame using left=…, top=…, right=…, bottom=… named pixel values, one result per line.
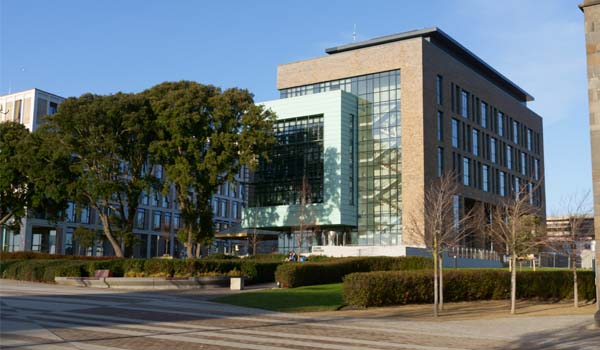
left=0, top=0, right=592, bottom=215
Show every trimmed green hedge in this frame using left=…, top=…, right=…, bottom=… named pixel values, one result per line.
left=343, top=270, right=597, bottom=307
left=275, top=256, right=433, bottom=288
left=1, top=258, right=284, bottom=284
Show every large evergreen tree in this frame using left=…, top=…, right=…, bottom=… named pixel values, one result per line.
left=45, top=93, right=157, bottom=257
left=145, top=81, right=276, bottom=257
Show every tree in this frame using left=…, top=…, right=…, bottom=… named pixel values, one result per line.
left=145, top=81, right=276, bottom=258
left=547, top=192, right=593, bottom=308
left=486, top=182, right=545, bottom=314
left=73, top=226, right=99, bottom=256
left=295, top=175, right=317, bottom=253
left=0, top=122, right=70, bottom=229
left=45, top=93, right=157, bottom=257
left=407, top=172, right=478, bottom=317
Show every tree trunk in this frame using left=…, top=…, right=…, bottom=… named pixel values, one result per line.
left=433, top=239, right=438, bottom=317
left=195, top=242, right=202, bottom=258
left=573, top=261, right=579, bottom=308
left=510, top=254, right=517, bottom=314
left=98, top=213, right=124, bottom=257
left=439, top=253, right=444, bottom=311
left=186, top=228, right=193, bottom=258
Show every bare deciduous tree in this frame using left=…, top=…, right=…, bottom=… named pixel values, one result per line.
left=486, top=181, right=545, bottom=314
left=408, top=172, right=479, bottom=317
left=547, top=191, right=593, bottom=308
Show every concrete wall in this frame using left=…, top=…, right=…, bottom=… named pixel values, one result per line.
left=242, top=90, right=358, bottom=228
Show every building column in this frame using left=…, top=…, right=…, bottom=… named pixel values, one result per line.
left=580, top=0, right=600, bottom=317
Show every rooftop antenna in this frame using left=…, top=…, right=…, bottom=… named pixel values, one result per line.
left=352, top=24, right=357, bottom=42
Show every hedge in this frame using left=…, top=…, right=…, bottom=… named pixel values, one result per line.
left=275, top=256, right=433, bottom=288
left=1, top=258, right=284, bottom=284
left=343, top=270, right=597, bottom=307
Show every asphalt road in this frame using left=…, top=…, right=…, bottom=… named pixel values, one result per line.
left=0, top=280, right=598, bottom=350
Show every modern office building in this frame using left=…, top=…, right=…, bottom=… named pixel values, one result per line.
left=243, top=27, right=545, bottom=258
left=0, top=89, right=248, bottom=257
left=579, top=0, right=600, bottom=313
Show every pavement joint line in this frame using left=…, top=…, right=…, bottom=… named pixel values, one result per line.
left=27, top=315, right=465, bottom=350
left=50, top=310, right=470, bottom=350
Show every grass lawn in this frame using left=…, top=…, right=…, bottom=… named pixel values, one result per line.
left=213, top=283, right=344, bottom=312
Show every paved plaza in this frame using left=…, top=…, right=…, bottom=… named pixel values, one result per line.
left=0, top=280, right=598, bottom=350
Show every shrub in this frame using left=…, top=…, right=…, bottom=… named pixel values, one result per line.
left=173, top=258, right=197, bottom=277
left=2, top=259, right=88, bottom=282
left=343, top=270, right=596, bottom=307
left=86, top=259, right=128, bottom=277
left=207, top=253, right=239, bottom=260
left=144, top=259, right=174, bottom=277
left=241, top=261, right=280, bottom=284
left=247, top=254, right=287, bottom=261
left=275, top=256, right=432, bottom=288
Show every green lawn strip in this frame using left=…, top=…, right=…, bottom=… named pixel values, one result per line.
left=213, top=283, right=343, bottom=312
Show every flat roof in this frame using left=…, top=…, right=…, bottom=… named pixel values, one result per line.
left=325, top=27, right=534, bottom=103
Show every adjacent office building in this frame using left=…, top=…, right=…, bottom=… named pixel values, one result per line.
left=243, top=27, right=545, bottom=257
left=0, top=89, right=248, bottom=257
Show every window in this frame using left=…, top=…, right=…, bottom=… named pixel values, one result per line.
left=66, top=202, right=75, bottom=222
left=453, top=195, right=460, bottom=228
left=141, top=190, right=149, bottom=206
left=136, top=209, right=146, bottom=229
left=231, top=183, right=238, bottom=198
left=513, top=121, right=519, bottom=144
left=153, top=211, right=161, bottom=230
left=490, top=138, right=497, bottom=163
left=472, top=129, right=479, bottom=156
left=437, top=111, right=443, bottom=141
left=164, top=212, right=171, bottom=230
left=80, top=206, right=90, bottom=224
left=151, top=190, right=159, bottom=207
left=534, top=158, right=540, bottom=180
left=497, top=112, right=504, bottom=137
left=528, top=183, right=534, bottom=205
left=232, top=202, right=239, bottom=220
left=212, top=199, right=218, bottom=216
left=223, top=182, right=229, bottom=197
left=527, top=129, right=532, bottom=151
left=252, top=114, right=324, bottom=206
left=220, top=200, right=228, bottom=217
left=49, top=102, right=58, bottom=115
left=154, top=165, right=163, bottom=179
left=480, top=102, right=487, bottom=128
left=482, top=165, right=489, bottom=192
left=506, top=145, right=512, bottom=170
left=463, top=157, right=470, bottom=186
left=436, top=75, right=443, bottom=105
left=173, top=214, right=181, bottom=229
left=452, top=119, right=459, bottom=148
left=499, top=171, right=506, bottom=196
left=520, top=152, right=526, bottom=176
left=437, top=147, right=444, bottom=177
left=161, top=193, right=169, bottom=208
left=514, top=177, right=520, bottom=198
left=461, top=90, right=468, bottom=118
left=14, top=100, right=22, bottom=123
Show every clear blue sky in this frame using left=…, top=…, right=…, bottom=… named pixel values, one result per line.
left=0, top=0, right=592, bottom=215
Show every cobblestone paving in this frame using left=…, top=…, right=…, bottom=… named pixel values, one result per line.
left=1, top=280, right=598, bottom=350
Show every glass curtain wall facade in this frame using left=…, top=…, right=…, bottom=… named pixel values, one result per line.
left=280, top=70, right=402, bottom=246
left=251, top=114, right=324, bottom=207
